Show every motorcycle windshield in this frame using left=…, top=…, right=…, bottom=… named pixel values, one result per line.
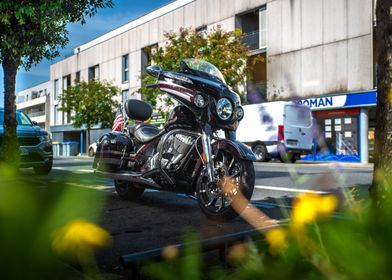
left=182, top=59, right=226, bottom=84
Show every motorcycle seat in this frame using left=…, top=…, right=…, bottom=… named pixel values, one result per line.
left=133, top=123, right=162, bottom=143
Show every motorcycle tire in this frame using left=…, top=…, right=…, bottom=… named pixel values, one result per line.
left=196, top=156, right=255, bottom=221
left=114, top=180, right=145, bottom=200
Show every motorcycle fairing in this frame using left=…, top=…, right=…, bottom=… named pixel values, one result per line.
left=212, top=139, right=256, bottom=162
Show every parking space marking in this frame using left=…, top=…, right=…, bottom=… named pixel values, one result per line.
left=255, top=185, right=328, bottom=194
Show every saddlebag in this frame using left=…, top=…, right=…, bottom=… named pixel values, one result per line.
left=93, top=131, right=134, bottom=172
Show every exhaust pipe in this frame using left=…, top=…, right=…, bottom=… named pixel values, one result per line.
left=94, top=170, right=161, bottom=189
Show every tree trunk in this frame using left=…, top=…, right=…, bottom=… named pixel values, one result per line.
left=2, top=55, right=20, bottom=166
left=370, top=0, right=392, bottom=199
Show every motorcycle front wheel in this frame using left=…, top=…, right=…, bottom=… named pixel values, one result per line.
left=196, top=150, right=255, bottom=221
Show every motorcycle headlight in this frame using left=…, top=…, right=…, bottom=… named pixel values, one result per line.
left=236, top=106, right=244, bottom=121
left=216, top=98, right=233, bottom=120
left=38, top=135, right=51, bottom=142
left=194, top=94, right=205, bottom=108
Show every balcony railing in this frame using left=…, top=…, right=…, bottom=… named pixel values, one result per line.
left=241, top=30, right=266, bottom=51
left=28, top=111, right=46, bottom=118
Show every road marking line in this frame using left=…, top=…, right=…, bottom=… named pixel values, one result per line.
left=77, top=169, right=94, bottom=173
left=255, top=185, right=328, bottom=194
left=52, top=167, right=94, bottom=173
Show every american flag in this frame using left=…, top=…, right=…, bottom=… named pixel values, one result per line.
left=112, top=106, right=124, bottom=131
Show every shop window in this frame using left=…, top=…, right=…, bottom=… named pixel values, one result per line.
left=314, top=108, right=360, bottom=162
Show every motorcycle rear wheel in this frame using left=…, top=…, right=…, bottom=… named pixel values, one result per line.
left=114, top=180, right=145, bottom=200
left=196, top=151, right=255, bottom=221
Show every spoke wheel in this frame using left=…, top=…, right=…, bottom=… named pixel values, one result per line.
left=196, top=150, right=254, bottom=221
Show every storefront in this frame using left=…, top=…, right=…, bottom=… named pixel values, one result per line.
left=296, top=90, right=377, bottom=163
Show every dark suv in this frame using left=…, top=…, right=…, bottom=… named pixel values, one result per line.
left=0, top=108, right=53, bottom=174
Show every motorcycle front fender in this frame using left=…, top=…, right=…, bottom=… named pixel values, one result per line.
left=212, top=139, right=256, bottom=161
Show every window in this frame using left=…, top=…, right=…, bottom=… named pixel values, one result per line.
left=141, top=44, right=158, bottom=86
left=63, top=74, right=71, bottom=92
left=196, top=25, right=208, bottom=38
left=75, top=71, right=80, bottom=83
left=246, top=52, right=267, bottom=104
left=54, top=79, right=59, bottom=99
left=122, top=90, right=129, bottom=103
left=54, top=105, right=58, bottom=125
left=17, top=111, right=32, bottom=126
left=88, top=65, right=99, bottom=81
left=236, top=6, right=266, bottom=51
left=122, top=55, right=129, bottom=83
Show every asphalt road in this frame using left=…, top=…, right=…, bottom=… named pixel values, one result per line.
left=18, top=158, right=373, bottom=274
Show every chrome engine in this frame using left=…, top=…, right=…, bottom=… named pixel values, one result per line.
left=147, top=131, right=198, bottom=172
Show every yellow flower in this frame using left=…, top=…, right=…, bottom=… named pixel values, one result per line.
left=265, top=228, right=287, bottom=255
left=52, top=219, right=112, bottom=260
left=292, top=193, right=338, bottom=230
left=227, top=242, right=248, bottom=264
left=162, top=245, right=179, bottom=260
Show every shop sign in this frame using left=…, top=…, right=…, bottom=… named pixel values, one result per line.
left=295, top=90, right=376, bottom=110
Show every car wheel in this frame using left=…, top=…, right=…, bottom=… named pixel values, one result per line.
left=279, top=152, right=297, bottom=163
left=34, top=162, right=52, bottom=175
left=88, top=147, right=95, bottom=157
left=252, top=144, right=268, bottom=162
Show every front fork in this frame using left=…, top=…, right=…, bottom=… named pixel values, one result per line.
left=201, top=124, right=215, bottom=183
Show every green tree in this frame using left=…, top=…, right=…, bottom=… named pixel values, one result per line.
left=139, top=27, right=260, bottom=112
left=370, top=0, right=392, bottom=200
left=0, top=0, right=113, bottom=165
left=59, top=80, right=119, bottom=149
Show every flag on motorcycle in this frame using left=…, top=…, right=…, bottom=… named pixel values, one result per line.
left=112, top=106, right=124, bottom=131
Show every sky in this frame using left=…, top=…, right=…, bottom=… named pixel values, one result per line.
left=0, top=0, right=171, bottom=107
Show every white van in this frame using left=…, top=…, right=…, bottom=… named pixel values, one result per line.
left=236, top=101, right=313, bottom=163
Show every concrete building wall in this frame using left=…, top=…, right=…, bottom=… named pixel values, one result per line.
left=50, top=0, right=373, bottom=126
left=266, top=0, right=373, bottom=100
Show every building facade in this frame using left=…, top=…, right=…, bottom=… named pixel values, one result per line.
left=50, top=0, right=375, bottom=162
left=17, top=81, right=51, bottom=131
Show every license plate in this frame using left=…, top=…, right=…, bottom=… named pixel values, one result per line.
left=20, top=149, right=29, bottom=156
left=286, top=140, right=298, bottom=146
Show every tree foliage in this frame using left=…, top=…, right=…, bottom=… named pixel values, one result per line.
left=138, top=27, right=259, bottom=112
left=59, top=80, right=119, bottom=146
left=0, top=0, right=113, bottom=164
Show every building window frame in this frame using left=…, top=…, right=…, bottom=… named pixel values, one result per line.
left=88, top=64, right=100, bottom=81
left=54, top=79, right=59, bottom=100
left=75, top=71, right=80, bottom=84
left=122, top=54, right=129, bottom=83
left=122, top=89, right=129, bottom=103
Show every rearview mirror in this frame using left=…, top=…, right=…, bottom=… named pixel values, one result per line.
left=31, top=121, right=38, bottom=126
left=146, top=65, right=162, bottom=78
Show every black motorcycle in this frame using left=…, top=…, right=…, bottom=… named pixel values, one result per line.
left=93, top=59, right=256, bottom=220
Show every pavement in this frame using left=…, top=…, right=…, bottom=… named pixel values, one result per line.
left=32, top=157, right=373, bottom=276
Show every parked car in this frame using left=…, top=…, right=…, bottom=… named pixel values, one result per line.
left=0, top=108, right=53, bottom=174
left=88, top=141, right=97, bottom=157
left=236, top=101, right=313, bottom=163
